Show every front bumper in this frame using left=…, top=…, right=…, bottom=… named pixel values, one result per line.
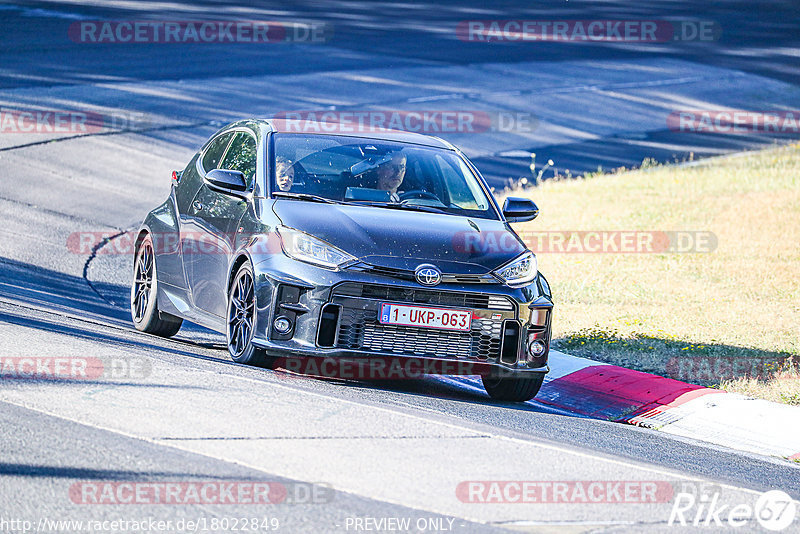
left=248, top=254, right=553, bottom=378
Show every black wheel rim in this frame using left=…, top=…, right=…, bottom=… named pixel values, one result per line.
left=133, top=240, right=153, bottom=322
left=228, top=271, right=254, bottom=358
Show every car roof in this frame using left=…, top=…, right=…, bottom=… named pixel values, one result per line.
left=255, top=118, right=455, bottom=149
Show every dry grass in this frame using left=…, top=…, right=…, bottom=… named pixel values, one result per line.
left=720, top=373, right=800, bottom=405
left=500, top=143, right=800, bottom=404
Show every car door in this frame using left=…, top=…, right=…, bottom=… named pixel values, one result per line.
left=179, top=131, right=233, bottom=317
left=154, top=152, right=205, bottom=291
left=183, top=130, right=257, bottom=317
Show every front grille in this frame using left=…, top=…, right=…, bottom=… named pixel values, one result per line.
left=347, top=263, right=499, bottom=285
left=333, top=282, right=515, bottom=311
left=346, top=263, right=414, bottom=282
left=328, top=283, right=516, bottom=361
left=336, top=308, right=502, bottom=360
left=363, top=324, right=471, bottom=358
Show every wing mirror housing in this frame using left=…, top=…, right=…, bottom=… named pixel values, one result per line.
left=206, top=169, right=248, bottom=194
left=502, top=197, right=539, bottom=223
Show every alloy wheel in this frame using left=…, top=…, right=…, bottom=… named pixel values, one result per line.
left=228, top=270, right=255, bottom=358
left=132, top=240, right=154, bottom=322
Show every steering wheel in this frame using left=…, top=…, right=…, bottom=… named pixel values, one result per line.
left=399, top=190, right=439, bottom=202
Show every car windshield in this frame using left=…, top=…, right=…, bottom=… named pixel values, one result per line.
left=271, top=134, right=498, bottom=219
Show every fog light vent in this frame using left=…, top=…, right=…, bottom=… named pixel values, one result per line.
left=271, top=284, right=301, bottom=340
left=317, top=304, right=340, bottom=347
left=499, top=320, right=521, bottom=365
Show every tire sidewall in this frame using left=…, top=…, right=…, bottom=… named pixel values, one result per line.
left=227, top=263, right=258, bottom=363
left=131, top=234, right=158, bottom=329
left=482, top=373, right=544, bottom=402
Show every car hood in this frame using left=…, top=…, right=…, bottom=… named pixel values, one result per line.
left=271, top=200, right=526, bottom=274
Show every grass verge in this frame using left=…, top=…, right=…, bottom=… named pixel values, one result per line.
left=500, top=143, right=800, bottom=404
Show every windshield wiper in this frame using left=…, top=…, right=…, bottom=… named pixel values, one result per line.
left=272, top=192, right=340, bottom=204
left=346, top=200, right=447, bottom=214
left=273, top=193, right=447, bottom=213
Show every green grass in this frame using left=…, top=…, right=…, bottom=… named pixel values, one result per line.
left=500, top=143, right=800, bottom=404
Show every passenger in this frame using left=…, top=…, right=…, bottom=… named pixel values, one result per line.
left=275, top=156, right=295, bottom=191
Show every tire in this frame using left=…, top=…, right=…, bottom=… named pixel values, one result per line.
left=131, top=233, right=183, bottom=337
left=482, top=373, right=544, bottom=402
left=226, top=262, right=276, bottom=368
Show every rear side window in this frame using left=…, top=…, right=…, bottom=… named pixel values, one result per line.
left=201, top=132, right=233, bottom=171
left=219, top=132, right=258, bottom=187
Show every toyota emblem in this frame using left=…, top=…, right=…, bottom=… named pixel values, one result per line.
left=414, top=264, right=442, bottom=286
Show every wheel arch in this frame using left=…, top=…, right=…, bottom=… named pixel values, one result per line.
left=134, top=226, right=150, bottom=255
left=227, top=252, right=252, bottom=296
left=133, top=225, right=155, bottom=272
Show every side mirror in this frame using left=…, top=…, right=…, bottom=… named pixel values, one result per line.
left=206, top=168, right=247, bottom=194
left=502, top=197, right=539, bottom=223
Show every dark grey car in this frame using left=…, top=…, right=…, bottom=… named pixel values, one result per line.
left=131, top=119, right=553, bottom=401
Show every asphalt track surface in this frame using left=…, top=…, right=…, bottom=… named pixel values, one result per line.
left=1, top=1, right=799, bottom=532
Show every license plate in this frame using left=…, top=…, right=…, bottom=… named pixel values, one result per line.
left=378, top=303, right=472, bottom=332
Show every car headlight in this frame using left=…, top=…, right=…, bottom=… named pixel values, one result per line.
left=494, top=251, right=537, bottom=287
left=277, top=226, right=356, bottom=270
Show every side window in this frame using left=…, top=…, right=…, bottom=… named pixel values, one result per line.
left=201, top=132, right=233, bottom=172
left=435, top=154, right=487, bottom=210
left=219, top=132, right=258, bottom=187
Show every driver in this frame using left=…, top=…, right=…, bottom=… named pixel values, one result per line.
left=376, top=151, right=407, bottom=202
